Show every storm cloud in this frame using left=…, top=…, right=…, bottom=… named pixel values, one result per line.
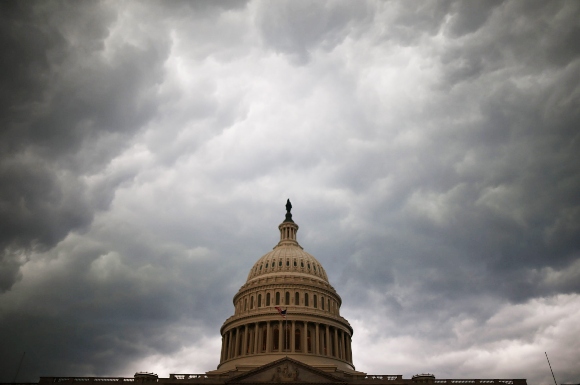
left=1, top=1, right=579, bottom=384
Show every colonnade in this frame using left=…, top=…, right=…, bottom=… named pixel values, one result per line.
left=220, top=320, right=352, bottom=364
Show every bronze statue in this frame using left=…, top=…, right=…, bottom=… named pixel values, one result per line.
left=284, top=199, right=293, bottom=223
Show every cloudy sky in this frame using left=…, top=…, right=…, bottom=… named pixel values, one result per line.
left=1, top=1, right=579, bottom=384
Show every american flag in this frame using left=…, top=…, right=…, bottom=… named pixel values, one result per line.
left=275, top=307, right=287, bottom=318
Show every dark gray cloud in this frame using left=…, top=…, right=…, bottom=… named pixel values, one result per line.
left=1, top=1, right=579, bottom=384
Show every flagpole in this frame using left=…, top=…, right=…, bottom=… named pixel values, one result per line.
left=545, top=352, right=558, bottom=385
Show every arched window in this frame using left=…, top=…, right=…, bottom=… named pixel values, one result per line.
left=286, top=259, right=289, bottom=266
left=273, top=327, right=279, bottom=351
left=328, top=299, right=330, bottom=312
left=279, top=260, right=282, bottom=267
left=295, top=292, right=299, bottom=305
left=258, top=294, right=262, bottom=308
left=305, top=293, right=309, bottom=307
left=275, top=292, right=280, bottom=305
left=251, top=296, right=254, bottom=309
left=285, top=291, right=290, bottom=305
left=307, top=328, right=312, bottom=353
left=321, top=296, right=325, bottom=310
left=244, top=298, right=247, bottom=311
left=313, top=295, right=317, bottom=308
left=293, top=260, right=297, bottom=267
left=266, top=293, right=270, bottom=306
left=295, top=328, right=301, bottom=351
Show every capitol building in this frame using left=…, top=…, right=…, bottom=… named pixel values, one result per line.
left=33, top=201, right=526, bottom=385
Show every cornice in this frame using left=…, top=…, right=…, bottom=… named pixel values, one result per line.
left=233, top=282, right=342, bottom=304
left=220, top=310, right=353, bottom=335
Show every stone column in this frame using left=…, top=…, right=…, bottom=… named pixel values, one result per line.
left=266, top=321, right=271, bottom=352
left=254, top=323, right=259, bottom=354
left=334, top=328, right=340, bottom=358
left=220, top=336, right=226, bottom=362
left=228, top=329, right=234, bottom=359
left=278, top=320, right=283, bottom=351
left=325, top=326, right=330, bottom=356
left=303, top=321, right=308, bottom=353
left=347, top=334, right=352, bottom=362
left=242, top=326, right=248, bottom=356
left=291, top=320, right=296, bottom=352
left=315, top=323, right=320, bottom=355
left=233, top=327, right=239, bottom=357
left=340, top=330, right=346, bottom=359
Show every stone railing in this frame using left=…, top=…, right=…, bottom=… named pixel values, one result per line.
left=40, top=379, right=135, bottom=383
left=358, top=377, right=525, bottom=385
left=432, top=380, right=525, bottom=385
left=362, top=375, right=402, bottom=381
left=168, top=375, right=210, bottom=381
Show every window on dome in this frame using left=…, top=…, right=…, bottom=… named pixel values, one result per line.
left=275, top=292, right=280, bottom=305
left=314, top=295, right=317, bottom=308
left=293, top=260, right=297, bottom=267
left=321, top=296, right=325, bottom=310
left=301, top=261, right=304, bottom=267
left=287, top=260, right=289, bottom=266
left=295, top=292, right=299, bottom=305
left=285, top=291, right=290, bottom=305
left=308, top=263, right=310, bottom=269
left=305, top=293, right=309, bottom=307
left=266, top=293, right=270, bottom=306
left=260, top=264, right=262, bottom=270
left=258, top=294, right=262, bottom=308
left=279, top=260, right=282, bottom=267
left=266, top=263, right=268, bottom=268
left=251, top=296, right=254, bottom=309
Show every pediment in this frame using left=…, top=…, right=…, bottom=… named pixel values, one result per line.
left=227, top=358, right=345, bottom=384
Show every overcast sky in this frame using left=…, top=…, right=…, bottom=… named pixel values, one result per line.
left=1, top=1, right=579, bottom=384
